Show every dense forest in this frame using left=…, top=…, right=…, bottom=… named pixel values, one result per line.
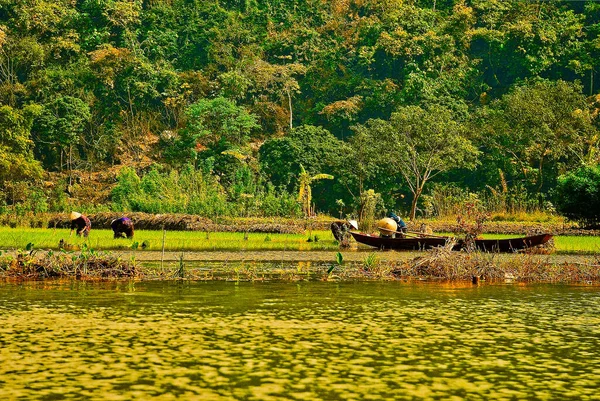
left=1, top=0, right=600, bottom=220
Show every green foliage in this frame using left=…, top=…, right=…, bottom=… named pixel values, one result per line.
left=164, top=97, right=259, bottom=166
left=0, top=106, right=42, bottom=182
left=0, top=105, right=45, bottom=211
left=476, top=80, right=597, bottom=194
left=112, top=165, right=230, bottom=216
left=356, top=105, right=479, bottom=219
left=335, top=252, right=343, bottom=266
left=259, top=125, right=344, bottom=188
left=327, top=252, right=344, bottom=275
left=111, top=167, right=141, bottom=211
left=0, top=1, right=599, bottom=218
left=555, top=165, right=600, bottom=227
left=297, top=165, right=333, bottom=217
left=359, top=189, right=384, bottom=232
left=32, top=96, right=91, bottom=171
left=363, top=253, right=379, bottom=272
left=111, top=165, right=300, bottom=217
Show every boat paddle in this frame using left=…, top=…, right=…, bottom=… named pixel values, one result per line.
left=377, top=227, right=449, bottom=240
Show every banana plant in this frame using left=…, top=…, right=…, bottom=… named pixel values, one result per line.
left=297, top=164, right=333, bottom=216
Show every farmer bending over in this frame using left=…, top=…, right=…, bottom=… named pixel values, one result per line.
left=386, top=211, right=407, bottom=238
left=70, top=212, right=91, bottom=238
left=111, top=217, right=135, bottom=239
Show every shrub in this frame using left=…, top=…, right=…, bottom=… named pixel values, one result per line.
left=111, top=167, right=142, bottom=211
left=555, top=165, right=600, bottom=227
left=359, top=189, right=384, bottom=232
left=110, top=165, right=301, bottom=218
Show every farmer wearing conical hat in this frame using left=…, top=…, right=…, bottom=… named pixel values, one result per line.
left=70, top=212, right=91, bottom=238
left=386, top=211, right=407, bottom=237
left=111, top=216, right=134, bottom=239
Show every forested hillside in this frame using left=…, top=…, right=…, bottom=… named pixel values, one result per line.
left=1, top=0, right=599, bottom=219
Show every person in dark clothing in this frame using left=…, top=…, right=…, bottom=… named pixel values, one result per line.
left=70, top=212, right=91, bottom=238
left=330, top=220, right=358, bottom=247
left=111, top=217, right=135, bottom=239
left=386, top=212, right=407, bottom=237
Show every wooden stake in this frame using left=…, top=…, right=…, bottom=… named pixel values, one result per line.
left=161, top=228, right=166, bottom=270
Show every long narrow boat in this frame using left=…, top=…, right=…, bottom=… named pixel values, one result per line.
left=349, top=232, right=553, bottom=252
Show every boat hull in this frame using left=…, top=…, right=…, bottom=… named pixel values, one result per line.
left=349, top=232, right=449, bottom=250
left=350, top=232, right=553, bottom=252
left=465, top=234, right=553, bottom=252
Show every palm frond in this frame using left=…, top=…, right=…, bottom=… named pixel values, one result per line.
left=310, top=174, right=334, bottom=181
left=221, top=150, right=247, bottom=161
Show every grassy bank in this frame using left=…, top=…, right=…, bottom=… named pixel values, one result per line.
left=0, top=228, right=598, bottom=254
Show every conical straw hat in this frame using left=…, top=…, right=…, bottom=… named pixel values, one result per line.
left=377, top=217, right=397, bottom=236
left=70, top=211, right=82, bottom=220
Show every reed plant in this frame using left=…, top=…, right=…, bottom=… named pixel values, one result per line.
left=422, top=182, right=554, bottom=221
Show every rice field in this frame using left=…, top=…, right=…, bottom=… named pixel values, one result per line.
left=0, top=228, right=597, bottom=254
left=0, top=228, right=337, bottom=252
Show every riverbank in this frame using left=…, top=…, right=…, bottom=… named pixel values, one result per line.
left=2, top=248, right=599, bottom=284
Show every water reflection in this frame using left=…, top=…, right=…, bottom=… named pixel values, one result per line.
left=1, top=281, right=599, bottom=400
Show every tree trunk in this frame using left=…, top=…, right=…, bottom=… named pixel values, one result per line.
left=287, top=88, right=293, bottom=130
left=409, top=187, right=423, bottom=220
left=69, top=144, right=73, bottom=186
left=537, top=156, right=544, bottom=193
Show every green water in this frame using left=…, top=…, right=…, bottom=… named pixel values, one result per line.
left=1, top=281, right=600, bottom=400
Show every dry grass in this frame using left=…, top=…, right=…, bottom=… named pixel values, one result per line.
left=391, top=245, right=600, bottom=283
left=0, top=249, right=141, bottom=280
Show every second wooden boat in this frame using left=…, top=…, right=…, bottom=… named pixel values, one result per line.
left=350, top=232, right=553, bottom=252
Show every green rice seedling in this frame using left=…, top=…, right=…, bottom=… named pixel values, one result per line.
left=0, top=228, right=339, bottom=252
left=363, top=253, right=379, bottom=271
left=0, top=227, right=598, bottom=254
left=327, top=252, right=344, bottom=276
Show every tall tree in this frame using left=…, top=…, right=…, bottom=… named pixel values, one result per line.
left=0, top=105, right=43, bottom=205
left=33, top=96, right=91, bottom=172
left=477, top=80, right=598, bottom=194
left=164, top=97, right=259, bottom=166
left=361, top=105, right=479, bottom=219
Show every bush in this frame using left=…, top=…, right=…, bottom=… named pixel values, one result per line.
left=110, top=165, right=301, bottom=218
left=555, top=165, right=600, bottom=227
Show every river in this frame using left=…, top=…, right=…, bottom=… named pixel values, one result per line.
left=1, top=281, right=599, bottom=400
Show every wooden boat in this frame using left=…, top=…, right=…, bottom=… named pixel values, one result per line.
left=459, top=233, right=553, bottom=252
left=349, top=232, right=553, bottom=252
